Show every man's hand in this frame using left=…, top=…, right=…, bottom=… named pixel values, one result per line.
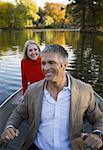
left=81, top=133, right=103, bottom=149
left=0, top=127, right=19, bottom=144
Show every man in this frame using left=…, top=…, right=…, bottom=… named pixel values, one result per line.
left=1, top=44, right=103, bottom=150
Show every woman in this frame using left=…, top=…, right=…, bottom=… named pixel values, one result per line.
left=21, top=40, right=44, bottom=94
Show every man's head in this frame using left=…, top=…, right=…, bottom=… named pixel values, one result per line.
left=41, top=44, right=68, bottom=83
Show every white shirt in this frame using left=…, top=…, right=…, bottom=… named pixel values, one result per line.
left=35, top=76, right=71, bottom=150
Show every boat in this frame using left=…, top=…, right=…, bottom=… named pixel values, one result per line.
left=0, top=89, right=103, bottom=150
left=0, top=88, right=29, bottom=150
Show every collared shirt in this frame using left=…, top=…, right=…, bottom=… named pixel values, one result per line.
left=35, top=75, right=71, bottom=150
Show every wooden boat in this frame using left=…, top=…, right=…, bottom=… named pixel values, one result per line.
left=0, top=89, right=103, bottom=150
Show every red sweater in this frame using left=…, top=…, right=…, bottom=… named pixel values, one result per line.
left=21, top=56, right=44, bottom=94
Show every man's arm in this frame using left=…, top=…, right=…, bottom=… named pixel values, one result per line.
left=82, top=86, right=103, bottom=149
left=0, top=126, right=19, bottom=144
left=0, top=93, right=28, bottom=143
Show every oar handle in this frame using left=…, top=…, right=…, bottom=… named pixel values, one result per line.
left=0, top=138, right=5, bottom=145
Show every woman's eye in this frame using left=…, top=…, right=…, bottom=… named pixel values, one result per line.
left=28, top=49, right=32, bottom=52
left=28, top=49, right=38, bottom=51
left=33, top=48, right=38, bottom=51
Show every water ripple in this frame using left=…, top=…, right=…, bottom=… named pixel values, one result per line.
left=0, top=55, right=22, bottom=104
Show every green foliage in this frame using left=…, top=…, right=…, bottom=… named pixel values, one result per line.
left=38, top=7, right=46, bottom=24
left=65, top=3, right=80, bottom=24
left=21, top=0, right=40, bottom=27
left=3, top=0, right=103, bottom=30
left=0, top=1, right=40, bottom=28
left=67, top=0, right=103, bottom=31
left=13, top=4, right=27, bottom=28
left=43, top=15, right=54, bottom=26
left=0, top=2, right=14, bottom=28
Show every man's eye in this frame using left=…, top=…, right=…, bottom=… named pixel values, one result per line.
left=42, top=62, right=46, bottom=65
left=49, top=61, right=54, bottom=64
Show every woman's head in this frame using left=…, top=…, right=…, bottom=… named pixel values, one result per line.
left=23, top=40, right=41, bottom=60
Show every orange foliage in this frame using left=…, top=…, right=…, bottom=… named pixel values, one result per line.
left=44, top=2, right=66, bottom=22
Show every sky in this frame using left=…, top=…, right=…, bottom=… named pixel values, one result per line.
left=2, top=0, right=69, bottom=7
left=36, top=0, right=69, bottom=7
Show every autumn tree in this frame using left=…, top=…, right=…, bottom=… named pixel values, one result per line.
left=43, top=16, right=54, bottom=27
left=44, top=2, right=66, bottom=25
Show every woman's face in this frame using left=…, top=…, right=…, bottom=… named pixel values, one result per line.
left=27, top=43, right=40, bottom=60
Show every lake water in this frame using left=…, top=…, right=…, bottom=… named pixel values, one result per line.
left=0, top=29, right=103, bottom=104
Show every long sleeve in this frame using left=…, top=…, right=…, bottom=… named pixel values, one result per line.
left=6, top=93, right=28, bottom=128
left=86, top=85, right=103, bottom=131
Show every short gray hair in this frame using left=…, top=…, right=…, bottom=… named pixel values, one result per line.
left=41, top=44, right=68, bottom=61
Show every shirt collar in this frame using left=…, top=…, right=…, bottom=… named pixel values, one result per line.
left=44, top=74, right=71, bottom=90
left=63, top=74, right=71, bottom=90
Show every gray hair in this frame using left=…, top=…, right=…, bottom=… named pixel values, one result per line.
left=41, top=44, right=68, bottom=62
left=23, top=40, right=40, bottom=59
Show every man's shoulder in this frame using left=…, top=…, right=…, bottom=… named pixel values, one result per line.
left=70, top=75, right=92, bottom=90
left=28, top=79, right=45, bottom=91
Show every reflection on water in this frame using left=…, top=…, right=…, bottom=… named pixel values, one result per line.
left=0, top=55, right=22, bottom=104
left=0, top=29, right=103, bottom=104
left=73, top=33, right=103, bottom=97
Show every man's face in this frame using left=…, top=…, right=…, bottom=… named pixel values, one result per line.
left=41, top=52, right=67, bottom=83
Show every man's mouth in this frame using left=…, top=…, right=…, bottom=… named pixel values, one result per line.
left=45, top=72, right=53, bottom=76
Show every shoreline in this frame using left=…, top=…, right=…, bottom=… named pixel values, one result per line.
left=0, top=27, right=103, bottom=34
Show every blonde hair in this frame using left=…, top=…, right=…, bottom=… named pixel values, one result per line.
left=23, top=40, right=41, bottom=59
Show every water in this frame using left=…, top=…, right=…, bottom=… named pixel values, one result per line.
left=0, top=55, right=22, bottom=104
left=0, top=29, right=103, bottom=104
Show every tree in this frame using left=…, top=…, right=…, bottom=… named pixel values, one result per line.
left=65, top=2, right=80, bottom=24
left=14, top=4, right=27, bottom=29
left=0, top=2, right=14, bottom=28
left=38, top=7, right=46, bottom=25
left=43, top=15, right=54, bottom=27
left=67, top=0, right=103, bottom=32
left=17, top=0, right=40, bottom=27
left=44, top=2, right=66, bottom=23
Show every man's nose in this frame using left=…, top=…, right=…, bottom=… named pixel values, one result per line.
left=43, top=63, right=50, bottom=70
